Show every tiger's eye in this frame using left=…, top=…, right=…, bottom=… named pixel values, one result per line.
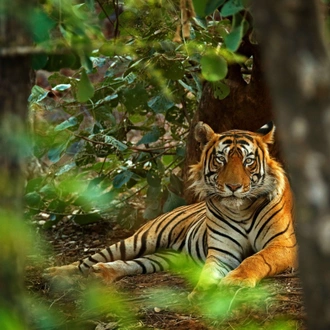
left=245, top=158, right=254, bottom=165
left=215, top=156, right=226, bottom=164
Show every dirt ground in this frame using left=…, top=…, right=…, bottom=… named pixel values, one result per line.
left=26, top=219, right=307, bottom=330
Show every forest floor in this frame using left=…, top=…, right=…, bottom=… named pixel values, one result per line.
left=26, top=219, right=307, bottom=330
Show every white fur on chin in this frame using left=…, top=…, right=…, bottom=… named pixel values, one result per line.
left=220, top=197, right=245, bottom=209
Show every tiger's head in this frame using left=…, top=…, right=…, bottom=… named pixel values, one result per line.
left=189, top=122, right=286, bottom=207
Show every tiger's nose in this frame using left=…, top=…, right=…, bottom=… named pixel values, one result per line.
left=225, top=183, right=242, bottom=192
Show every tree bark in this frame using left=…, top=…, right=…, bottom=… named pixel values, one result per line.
left=0, top=1, right=34, bottom=328
left=183, top=38, right=278, bottom=203
left=253, top=1, right=330, bottom=328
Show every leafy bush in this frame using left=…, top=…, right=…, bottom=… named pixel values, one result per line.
left=27, top=0, right=249, bottom=228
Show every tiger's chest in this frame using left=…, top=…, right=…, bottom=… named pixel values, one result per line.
left=204, top=197, right=275, bottom=253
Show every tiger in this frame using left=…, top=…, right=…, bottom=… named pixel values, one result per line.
left=44, top=121, right=297, bottom=300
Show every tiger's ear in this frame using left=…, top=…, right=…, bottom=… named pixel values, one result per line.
left=256, top=121, right=275, bottom=144
left=194, top=122, right=215, bottom=146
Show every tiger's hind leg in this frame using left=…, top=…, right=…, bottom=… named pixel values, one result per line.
left=89, top=250, right=182, bottom=284
left=43, top=261, right=81, bottom=279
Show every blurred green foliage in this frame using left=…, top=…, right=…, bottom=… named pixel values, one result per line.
left=27, top=0, right=251, bottom=228
left=26, top=254, right=298, bottom=330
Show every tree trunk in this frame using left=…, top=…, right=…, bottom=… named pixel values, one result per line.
left=184, top=38, right=278, bottom=203
left=253, top=1, right=330, bottom=328
left=0, top=1, right=34, bottom=328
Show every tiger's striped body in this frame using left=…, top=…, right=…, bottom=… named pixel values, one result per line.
left=45, top=122, right=297, bottom=297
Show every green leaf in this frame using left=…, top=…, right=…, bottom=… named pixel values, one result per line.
left=48, top=143, right=68, bottom=163
left=85, top=0, right=95, bottom=11
left=213, top=81, right=230, bottom=99
left=137, top=126, right=161, bottom=145
left=104, top=135, right=128, bottom=151
left=80, top=53, right=93, bottom=73
left=122, top=85, right=149, bottom=112
left=156, top=58, right=184, bottom=80
left=25, top=192, right=42, bottom=207
left=163, top=189, right=186, bottom=213
left=205, top=0, right=226, bottom=15
left=169, top=174, right=184, bottom=196
left=124, top=72, right=137, bottom=84
left=48, top=72, right=71, bottom=87
left=162, top=155, right=174, bottom=166
left=148, top=95, right=175, bottom=113
left=225, top=26, right=243, bottom=52
left=178, top=79, right=195, bottom=94
left=129, top=114, right=147, bottom=124
left=201, top=53, right=228, bottom=82
left=147, top=172, right=161, bottom=187
left=221, top=0, right=244, bottom=17
left=99, top=43, right=115, bottom=56
left=25, top=177, right=43, bottom=193
left=159, top=40, right=176, bottom=53
left=192, top=0, right=226, bottom=17
left=31, top=8, right=56, bottom=43
left=31, top=54, right=49, bottom=70
left=144, top=186, right=162, bottom=220
left=73, top=212, right=101, bottom=225
left=113, top=170, right=134, bottom=188
left=44, top=53, right=80, bottom=71
left=54, top=117, right=78, bottom=131
left=56, top=162, right=76, bottom=176
left=28, top=85, right=49, bottom=103
left=176, top=146, right=186, bottom=158
left=53, top=84, right=71, bottom=91
left=76, top=68, right=94, bottom=102
left=39, top=184, right=58, bottom=199
left=225, top=15, right=248, bottom=52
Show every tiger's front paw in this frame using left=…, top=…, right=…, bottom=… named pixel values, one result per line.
left=220, top=270, right=258, bottom=288
left=90, top=262, right=123, bottom=284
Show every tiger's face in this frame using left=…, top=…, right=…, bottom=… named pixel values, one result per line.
left=190, top=122, right=285, bottom=207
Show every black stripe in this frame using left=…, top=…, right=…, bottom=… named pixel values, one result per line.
left=239, top=134, right=254, bottom=142
left=254, top=206, right=284, bottom=250
left=202, top=230, right=208, bottom=257
left=119, top=240, right=126, bottom=260
left=254, top=197, right=283, bottom=230
left=98, top=251, right=108, bottom=262
left=154, top=252, right=179, bottom=268
left=210, top=257, right=233, bottom=272
left=187, top=219, right=203, bottom=255
left=195, top=237, right=204, bottom=262
left=206, top=223, right=243, bottom=249
left=165, top=216, right=190, bottom=248
left=222, top=139, right=233, bottom=145
left=136, top=230, right=149, bottom=258
left=155, top=205, right=199, bottom=249
left=133, top=233, right=138, bottom=250
left=246, top=199, right=270, bottom=233
left=131, top=259, right=147, bottom=274
left=143, top=256, right=164, bottom=271
left=82, top=261, right=90, bottom=269
left=208, top=247, right=242, bottom=263
left=237, top=139, right=249, bottom=145
left=88, top=256, right=99, bottom=264
left=106, top=246, right=114, bottom=261
left=207, top=201, right=247, bottom=237
left=171, top=226, right=186, bottom=248
left=262, top=221, right=291, bottom=248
